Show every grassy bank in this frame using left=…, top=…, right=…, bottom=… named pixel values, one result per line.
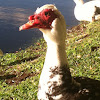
left=0, top=21, right=100, bottom=100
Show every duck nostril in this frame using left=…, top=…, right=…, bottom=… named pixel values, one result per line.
left=28, top=15, right=34, bottom=20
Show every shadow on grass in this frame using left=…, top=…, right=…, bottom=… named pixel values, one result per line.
left=0, top=74, right=16, bottom=80
left=0, top=55, right=40, bottom=67
left=74, top=77, right=100, bottom=89
left=74, top=77, right=100, bottom=99
left=0, top=69, right=40, bottom=85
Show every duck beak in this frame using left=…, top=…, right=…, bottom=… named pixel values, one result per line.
left=19, top=20, right=35, bottom=31
left=19, top=14, right=40, bottom=31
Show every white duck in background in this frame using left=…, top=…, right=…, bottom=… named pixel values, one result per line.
left=19, top=4, right=100, bottom=100
left=73, top=0, right=100, bottom=22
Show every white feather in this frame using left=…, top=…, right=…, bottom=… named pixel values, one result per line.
left=73, top=0, right=100, bottom=22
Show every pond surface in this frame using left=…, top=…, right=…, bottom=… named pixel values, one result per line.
left=0, top=0, right=89, bottom=53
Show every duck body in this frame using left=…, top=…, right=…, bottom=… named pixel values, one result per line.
left=74, top=0, right=100, bottom=22
left=19, top=4, right=100, bottom=100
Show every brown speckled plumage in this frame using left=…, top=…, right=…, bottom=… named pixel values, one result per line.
left=38, top=64, right=100, bottom=100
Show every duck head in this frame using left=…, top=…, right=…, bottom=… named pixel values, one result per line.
left=19, top=4, right=66, bottom=45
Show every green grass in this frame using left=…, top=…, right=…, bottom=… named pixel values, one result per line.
left=0, top=21, right=100, bottom=100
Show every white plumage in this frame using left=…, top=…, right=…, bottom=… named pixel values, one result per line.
left=73, top=0, right=100, bottom=22
left=19, top=4, right=100, bottom=100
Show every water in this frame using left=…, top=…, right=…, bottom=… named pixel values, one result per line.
left=0, top=0, right=89, bottom=53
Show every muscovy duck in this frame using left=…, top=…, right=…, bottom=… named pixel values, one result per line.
left=19, top=4, right=100, bottom=100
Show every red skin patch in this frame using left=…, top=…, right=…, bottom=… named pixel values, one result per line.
left=19, top=9, right=58, bottom=30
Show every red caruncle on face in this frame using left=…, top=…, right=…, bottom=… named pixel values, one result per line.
left=19, top=8, right=58, bottom=31
left=28, top=9, right=58, bottom=29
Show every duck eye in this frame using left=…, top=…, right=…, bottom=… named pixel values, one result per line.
left=45, top=12, right=50, bottom=17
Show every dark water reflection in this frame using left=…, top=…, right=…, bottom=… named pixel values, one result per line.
left=0, top=0, right=89, bottom=53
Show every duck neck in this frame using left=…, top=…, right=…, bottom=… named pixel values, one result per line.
left=44, top=41, right=68, bottom=68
